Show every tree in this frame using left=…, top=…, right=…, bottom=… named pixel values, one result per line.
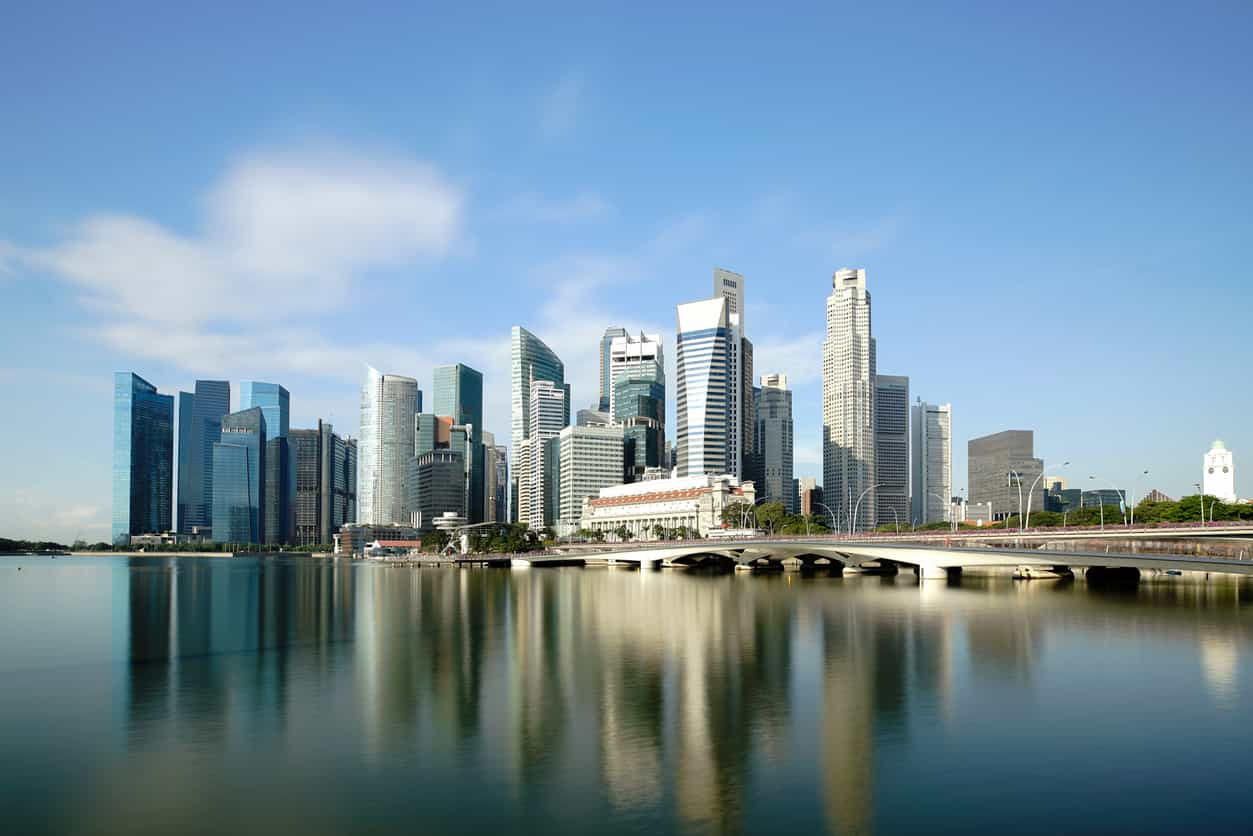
left=722, top=501, right=754, bottom=527
left=614, top=525, right=634, bottom=542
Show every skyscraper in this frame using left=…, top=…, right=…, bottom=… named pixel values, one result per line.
left=433, top=363, right=486, bottom=523
left=241, top=381, right=293, bottom=544
left=212, top=407, right=266, bottom=544
left=558, top=424, right=625, bottom=534
left=112, top=372, right=174, bottom=544
left=609, top=331, right=666, bottom=482
left=175, top=379, right=229, bottom=534
left=968, top=430, right=1043, bottom=520
left=518, top=379, right=567, bottom=531
left=874, top=375, right=909, bottom=530
left=910, top=399, right=952, bottom=525
left=754, top=373, right=795, bottom=513
left=676, top=296, right=729, bottom=477
left=713, top=268, right=752, bottom=480
left=822, top=268, right=876, bottom=531
left=290, top=420, right=357, bottom=546
left=598, top=326, right=628, bottom=412
left=358, top=366, right=421, bottom=525
left=510, top=326, right=569, bottom=520
left=608, top=332, right=664, bottom=415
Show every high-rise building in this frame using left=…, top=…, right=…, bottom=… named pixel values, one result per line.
left=414, top=449, right=466, bottom=531
left=175, top=379, right=229, bottom=534
left=755, top=373, right=795, bottom=513
left=874, top=375, right=909, bottom=529
left=212, top=407, right=266, bottom=543
left=608, top=331, right=666, bottom=482
left=510, top=326, right=569, bottom=520
left=598, top=326, right=628, bottom=412
left=358, top=366, right=421, bottom=525
left=557, top=424, right=625, bottom=534
left=910, top=399, right=952, bottom=525
left=517, top=379, right=568, bottom=532
left=577, top=407, right=613, bottom=427
left=968, top=430, right=1043, bottom=520
left=822, top=268, right=877, bottom=531
left=1203, top=440, right=1236, bottom=503
left=676, top=296, right=729, bottom=477
left=290, top=421, right=357, bottom=546
left=797, top=477, right=824, bottom=520
left=241, top=382, right=292, bottom=544
left=433, top=363, right=486, bottom=523
left=608, top=332, right=664, bottom=414
left=482, top=430, right=499, bottom=522
left=112, top=372, right=175, bottom=544
left=713, top=268, right=752, bottom=481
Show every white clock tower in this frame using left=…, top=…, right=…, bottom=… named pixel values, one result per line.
left=1202, top=440, right=1236, bottom=503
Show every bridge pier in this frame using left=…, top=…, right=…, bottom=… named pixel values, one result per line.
left=917, top=564, right=952, bottom=580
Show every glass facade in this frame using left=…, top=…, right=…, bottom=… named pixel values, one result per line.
left=241, top=382, right=291, bottom=543
left=415, top=449, right=465, bottom=531
left=358, top=367, right=420, bottom=525
left=212, top=407, right=265, bottom=544
left=598, top=326, right=627, bottom=411
left=176, top=380, right=230, bottom=534
left=291, top=421, right=357, bottom=546
left=675, top=297, right=729, bottom=477
left=432, top=364, right=483, bottom=435
left=112, top=372, right=175, bottom=544
left=754, top=375, right=796, bottom=513
left=510, top=327, right=569, bottom=520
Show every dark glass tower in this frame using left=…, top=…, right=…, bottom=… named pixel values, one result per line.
left=241, top=382, right=292, bottom=544
left=112, top=372, right=175, bottom=544
left=176, top=380, right=230, bottom=534
left=212, top=407, right=266, bottom=544
left=433, top=363, right=486, bottom=523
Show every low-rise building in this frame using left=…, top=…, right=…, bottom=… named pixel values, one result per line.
left=581, top=474, right=755, bottom=541
left=335, top=522, right=422, bottom=556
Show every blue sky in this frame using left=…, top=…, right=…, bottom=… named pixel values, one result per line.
left=3, top=2, right=1251, bottom=542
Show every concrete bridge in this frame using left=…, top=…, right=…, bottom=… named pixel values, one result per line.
left=558, top=538, right=1253, bottom=579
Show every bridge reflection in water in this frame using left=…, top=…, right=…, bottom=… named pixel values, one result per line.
left=4, top=556, right=1253, bottom=834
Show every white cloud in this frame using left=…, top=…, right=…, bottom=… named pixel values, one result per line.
left=538, top=72, right=584, bottom=140
left=25, top=148, right=466, bottom=326
left=752, top=331, right=824, bottom=385
left=2, top=490, right=110, bottom=543
left=493, top=190, right=610, bottom=224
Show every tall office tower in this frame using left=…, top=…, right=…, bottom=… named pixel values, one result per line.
left=676, top=296, right=729, bottom=476
left=433, top=363, right=486, bottom=522
left=558, top=424, right=625, bottom=534
left=713, top=268, right=751, bottom=480
left=968, top=430, right=1043, bottom=520
left=493, top=443, right=508, bottom=522
left=598, top=326, right=628, bottom=411
left=290, top=421, right=358, bottom=546
left=518, top=379, right=567, bottom=531
left=112, top=372, right=175, bottom=544
left=910, top=399, right=952, bottom=525
left=822, top=268, right=877, bottom=531
left=754, top=374, right=796, bottom=513
left=358, top=366, right=421, bottom=525
left=241, top=382, right=292, bottom=544
left=414, top=449, right=466, bottom=530
left=212, top=407, right=266, bottom=543
left=510, top=326, right=569, bottom=520
left=175, top=380, right=230, bottom=534
left=481, top=430, right=498, bottom=522
left=874, top=375, right=910, bottom=529
left=1203, top=440, right=1236, bottom=503
left=608, top=332, right=664, bottom=414
left=608, top=331, right=666, bottom=481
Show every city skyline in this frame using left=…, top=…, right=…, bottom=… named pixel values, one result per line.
left=4, top=5, right=1252, bottom=541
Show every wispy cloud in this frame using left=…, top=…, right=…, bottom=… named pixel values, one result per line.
left=753, top=331, right=824, bottom=385
left=493, top=190, right=610, bottom=224
left=538, top=72, right=584, bottom=140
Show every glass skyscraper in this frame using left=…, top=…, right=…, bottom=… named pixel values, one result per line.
left=510, top=326, right=569, bottom=520
left=241, top=381, right=292, bottom=544
left=675, top=296, right=729, bottom=476
left=358, top=366, right=421, bottom=525
left=433, top=363, right=485, bottom=522
left=112, top=372, right=175, bottom=544
left=291, top=420, right=357, bottom=546
left=212, top=407, right=266, bottom=544
left=176, top=380, right=229, bottom=534
left=598, top=326, right=627, bottom=411
left=754, top=373, right=795, bottom=512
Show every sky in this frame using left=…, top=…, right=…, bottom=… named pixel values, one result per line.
left=2, top=2, right=1251, bottom=543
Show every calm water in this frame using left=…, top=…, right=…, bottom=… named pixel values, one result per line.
left=2, top=556, right=1252, bottom=835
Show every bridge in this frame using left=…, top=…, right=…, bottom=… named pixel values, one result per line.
left=537, top=537, right=1253, bottom=579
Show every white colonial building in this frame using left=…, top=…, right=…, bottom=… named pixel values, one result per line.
left=1203, top=440, right=1236, bottom=503
left=581, top=474, right=755, bottom=541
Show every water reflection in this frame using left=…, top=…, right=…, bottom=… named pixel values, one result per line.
left=4, top=556, right=1252, bottom=835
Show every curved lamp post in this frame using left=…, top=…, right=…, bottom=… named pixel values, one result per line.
left=1025, top=461, right=1069, bottom=530
left=813, top=501, right=839, bottom=536
left=1128, top=469, right=1151, bottom=527
left=851, top=483, right=885, bottom=536
left=1088, top=474, right=1127, bottom=530
left=1007, top=470, right=1025, bottom=531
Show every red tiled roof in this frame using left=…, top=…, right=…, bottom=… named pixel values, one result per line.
left=589, top=487, right=710, bottom=507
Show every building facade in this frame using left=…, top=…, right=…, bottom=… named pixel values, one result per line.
left=754, top=374, right=795, bottom=512
left=414, top=449, right=466, bottom=531
left=797, top=477, right=823, bottom=520
left=175, top=379, right=230, bottom=535
left=518, top=379, right=568, bottom=532
left=212, top=407, right=266, bottom=544
left=822, top=268, right=877, bottom=531
left=112, top=372, right=175, bottom=544
left=241, top=382, right=292, bottom=544
left=291, top=421, right=357, bottom=546
left=1203, top=440, right=1236, bottom=503
left=358, top=367, right=420, bottom=526
left=968, top=430, right=1043, bottom=520
left=433, top=363, right=486, bottom=523
left=557, top=424, right=625, bottom=534
left=910, top=399, right=952, bottom=525
left=581, top=474, right=756, bottom=541
left=598, top=326, right=628, bottom=411
left=676, top=296, right=729, bottom=477
left=873, top=375, right=909, bottom=529
left=510, top=326, right=569, bottom=520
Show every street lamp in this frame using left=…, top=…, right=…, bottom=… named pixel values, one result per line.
left=1025, top=461, right=1069, bottom=530
left=1194, top=482, right=1205, bottom=527
left=1129, top=469, right=1150, bottom=527
left=851, top=483, right=885, bottom=536
left=1088, top=474, right=1127, bottom=529
left=813, top=501, right=839, bottom=536
left=1002, top=473, right=1022, bottom=533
